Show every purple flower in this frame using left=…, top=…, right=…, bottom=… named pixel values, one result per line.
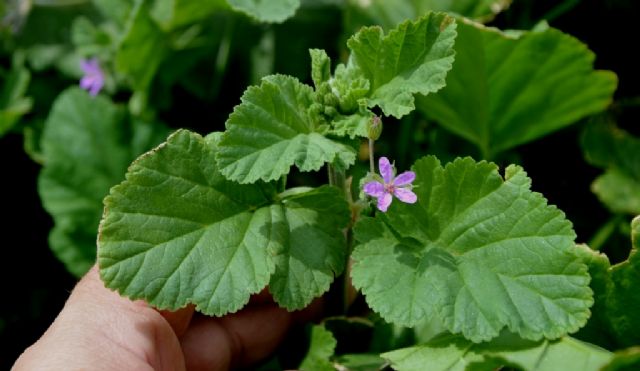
left=364, top=157, right=417, bottom=212
left=79, top=58, right=104, bottom=97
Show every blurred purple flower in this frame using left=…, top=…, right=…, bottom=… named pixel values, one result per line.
left=79, top=58, right=104, bottom=97
left=364, top=157, right=417, bottom=212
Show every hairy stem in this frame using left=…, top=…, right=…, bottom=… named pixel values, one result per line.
left=369, top=138, right=375, bottom=173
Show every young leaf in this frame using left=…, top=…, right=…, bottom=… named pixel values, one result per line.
left=98, top=130, right=350, bottom=315
left=581, top=121, right=640, bottom=214
left=299, top=325, right=337, bottom=371
left=417, top=20, right=617, bottom=158
left=310, top=49, right=331, bottom=89
left=351, top=156, right=592, bottom=342
left=329, top=112, right=373, bottom=139
left=576, top=217, right=640, bottom=348
left=217, top=74, right=356, bottom=183
left=227, top=0, right=299, bottom=23
left=38, top=88, right=168, bottom=277
left=383, top=333, right=612, bottom=371
left=347, top=12, right=457, bottom=118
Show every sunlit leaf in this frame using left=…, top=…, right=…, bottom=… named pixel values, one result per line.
left=351, top=156, right=592, bottom=342
left=383, top=333, right=612, bottom=371
left=347, top=12, right=457, bottom=118
left=417, top=20, right=616, bottom=158
left=98, top=130, right=350, bottom=314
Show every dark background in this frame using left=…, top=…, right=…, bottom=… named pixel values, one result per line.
left=1, top=0, right=638, bottom=367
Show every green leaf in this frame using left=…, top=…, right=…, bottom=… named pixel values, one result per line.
left=269, top=186, right=350, bottom=309
left=592, top=171, right=640, bottom=215
left=602, top=347, right=640, bottom=371
left=217, top=74, right=356, bottom=184
left=347, top=0, right=512, bottom=30
left=150, top=0, right=229, bottom=30
left=333, top=354, right=386, bottom=371
left=226, top=0, right=300, bottom=23
left=351, top=156, right=592, bottom=342
left=98, top=130, right=350, bottom=314
left=329, top=112, right=373, bottom=139
left=92, top=0, right=134, bottom=27
left=347, top=12, right=457, bottom=118
left=576, top=217, right=640, bottom=348
left=38, top=88, right=168, bottom=277
left=417, top=21, right=617, bottom=158
left=328, top=58, right=370, bottom=114
left=383, top=333, right=612, bottom=371
left=310, top=48, right=331, bottom=89
left=299, top=325, right=337, bottom=371
left=581, top=121, right=640, bottom=214
left=0, top=53, right=32, bottom=136
left=115, top=0, right=169, bottom=92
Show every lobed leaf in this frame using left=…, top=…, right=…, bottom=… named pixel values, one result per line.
left=347, top=12, right=457, bottom=118
left=581, top=121, right=640, bottom=214
left=98, top=130, right=350, bottom=315
left=38, top=88, right=167, bottom=277
left=576, top=217, right=640, bottom=348
left=383, top=333, right=612, bottom=371
left=351, top=156, right=592, bottom=342
left=217, top=74, right=356, bottom=184
left=299, top=325, right=337, bottom=371
left=417, top=20, right=617, bottom=158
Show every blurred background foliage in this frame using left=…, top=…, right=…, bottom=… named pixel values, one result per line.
left=1, top=0, right=638, bottom=368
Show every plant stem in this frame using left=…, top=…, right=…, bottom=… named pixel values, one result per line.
left=589, top=216, right=623, bottom=251
left=369, top=138, right=375, bottom=173
left=327, top=164, right=357, bottom=315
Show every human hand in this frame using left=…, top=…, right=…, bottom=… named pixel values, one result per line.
left=14, top=265, right=312, bottom=370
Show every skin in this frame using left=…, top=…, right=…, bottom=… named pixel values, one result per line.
left=13, top=265, right=319, bottom=370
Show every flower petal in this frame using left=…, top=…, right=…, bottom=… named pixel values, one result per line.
left=80, top=58, right=99, bottom=73
left=79, top=76, right=94, bottom=89
left=88, top=83, right=101, bottom=97
left=394, top=171, right=415, bottom=186
left=377, top=192, right=393, bottom=212
left=379, top=157, right=393, bottom=184
left=394, top=187, right=417, bottom=204
left=364, top=181, right=386, bottom=198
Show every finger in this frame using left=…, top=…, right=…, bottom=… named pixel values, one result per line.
left=158, top=305, right=195, bottom=338
left=180, top=304, right=292, bottom=370
left=14, top=265, right=186, bottom=371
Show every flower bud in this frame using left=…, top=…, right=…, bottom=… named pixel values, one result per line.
left=367, top=115, right=383, bottom=140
